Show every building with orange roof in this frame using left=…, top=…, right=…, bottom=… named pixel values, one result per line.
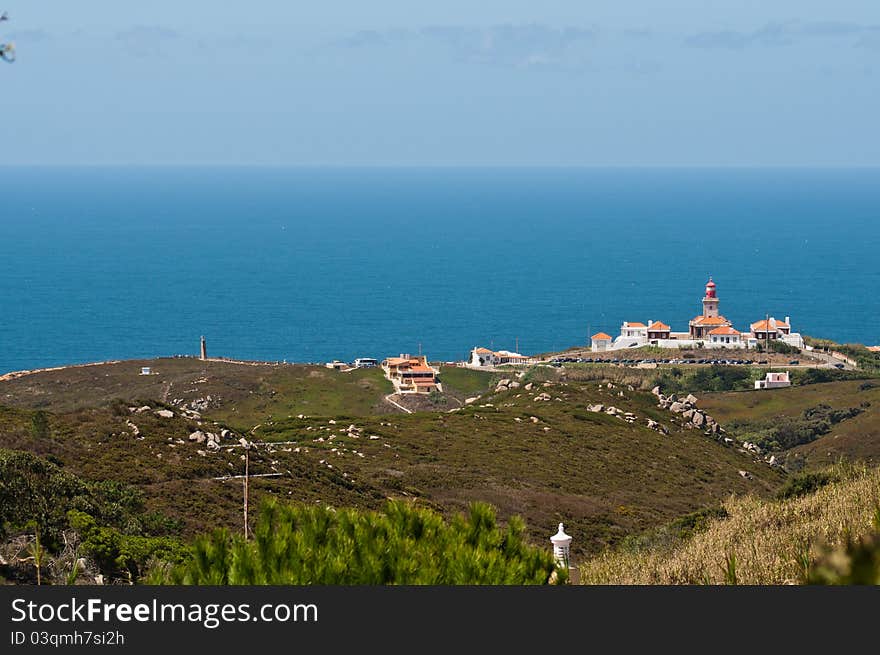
left=469, top=346, right=533, bottom=367
left=647, top=321, right=671, bottom=340
left=708, top=325, right=742, bottom=346
left=382, top=354, right=441, bottom=394
left=620, top=322, right=648, bottom=340
left=590, top=333, right=613, bottom=352
left=688, top=278, right=734, bottom=339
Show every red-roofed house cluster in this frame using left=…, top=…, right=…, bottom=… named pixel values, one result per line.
left=382, top=354, right=442, bottom=394
left=591, top=278, right=804, bottom=352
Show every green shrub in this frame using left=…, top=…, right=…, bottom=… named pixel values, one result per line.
left=768, top=340, right=800, bottom=355
left=30, top=411, right=50, bottom=439
left=808, top=509, right=880, bottom=585
left=150, top=499, right=562, bottom=585
left=777, top=472, right=836, bottom=500
left=68, top=510, right=189, bottom=581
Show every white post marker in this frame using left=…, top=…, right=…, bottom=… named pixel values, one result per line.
left=550, top=523, right=572, bottom=570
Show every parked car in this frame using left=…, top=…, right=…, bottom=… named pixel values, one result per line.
left=834, top=363, right=845, bottom=369
left=789, top=360, right=800, bottom=365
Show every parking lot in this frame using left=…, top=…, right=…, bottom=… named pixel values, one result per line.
left=546, top=356, right=841, bottom=368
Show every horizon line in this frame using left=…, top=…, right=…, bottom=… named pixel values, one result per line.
left=2, top=163, right=880, bottom=170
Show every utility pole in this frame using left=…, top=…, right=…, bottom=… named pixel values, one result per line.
left=239, top=438, right=252, bottom=539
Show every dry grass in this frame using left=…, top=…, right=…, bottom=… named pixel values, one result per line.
left=579, top=464, right=880, bottom=585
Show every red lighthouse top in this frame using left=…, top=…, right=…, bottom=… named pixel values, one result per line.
left=705, top=277, right=717, bottom=298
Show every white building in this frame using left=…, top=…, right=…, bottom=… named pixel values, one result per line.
left=755, top=371, right=791, bottom=389
left=590, top=333, right=613, bottom=352
left=708, top=326, right=743, bottom=346
left=750, top=317, right=805, bottom=349
left=620, top=322, right=648, bottom=340
left=468, top=347, right=531, bottom=367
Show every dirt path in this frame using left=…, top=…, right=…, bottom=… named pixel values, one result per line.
left=384, top=394, right=413, bottom=414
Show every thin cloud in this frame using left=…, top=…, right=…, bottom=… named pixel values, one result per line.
left=115, top=25, right=180, bottom=58
left=331, top=23, right=599, bottom=68
left=685, top=20, right=880, bottom=49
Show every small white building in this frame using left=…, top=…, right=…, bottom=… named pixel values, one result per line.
left=469, top=347, right=498, bottom=367
left=708, top=326, right=742, bottom=346
left=469, top=347, right=530, bottom=367
left=620, top=322, right=648, bottom=340
left=590, top=333, right=613, bottom=352
left=755, top=371, right=791, bottom=390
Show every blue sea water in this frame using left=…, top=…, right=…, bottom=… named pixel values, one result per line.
left=0, top=167, right=878, bottom=374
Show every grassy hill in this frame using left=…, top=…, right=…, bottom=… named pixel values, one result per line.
left=0, top=361, right=786, bottom=560
left=579, top=463, right=880, bottom=584
left=699, top=380, right=880, bottom=470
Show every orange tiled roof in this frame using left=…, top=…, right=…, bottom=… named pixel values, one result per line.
left=751, top=319, right=790, bottom=331
left=648, top=321, right=671, bottom=331
left=624, top=322, right=647, bottom=328
left=408, top=365, right=435, bottom=373
left=709, top=326, right=740, bottom=336
left=867, top=346, right=880, bottom=352
left=592, top=332, right=613, bottom=341
left=474, top=347, right=494, bottom=354
left=692, top=316, right=730, bottom=326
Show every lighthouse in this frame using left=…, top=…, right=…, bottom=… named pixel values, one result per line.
left=702, top=277, right=719, bottom=318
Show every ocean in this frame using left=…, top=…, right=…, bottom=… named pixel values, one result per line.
left=0, top=167, right=878, bottom=374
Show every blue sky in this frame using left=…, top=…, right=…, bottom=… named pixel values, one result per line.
left=2, top=1, right=879, bottom=165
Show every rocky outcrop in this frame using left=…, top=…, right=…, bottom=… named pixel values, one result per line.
left=655, top=387, right=724, bottom=437
left=125, top=420, right=142, bottom=439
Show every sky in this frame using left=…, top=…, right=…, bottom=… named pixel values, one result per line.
left=2, top=1, right=879, bottom=166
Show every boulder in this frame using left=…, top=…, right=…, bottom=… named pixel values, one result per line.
left=220, top=428, right=232, bottom=439
left=682, top=409, right=695, bottom=420
left=691, top=412, right=706, bottom=428
left=188, top=430, right=206, bottom=443
left=155, top=409, right=174, bottom=419
left=588, top=404, right=604, bottom=413
left=135, top=406, right=151, bottom=414
left=509, top=381, right=521, bottom=389
left=738, top=470, right=752, bottom=479
left=651, top=386, right=662, bottom=397
left=465, top=397, right=479, bottom=405
left=669, top=402, right=686, bottom=413
left=498, top=379, right=511, bottom=388
left=524, top=382, right=534, bottom=391
left=685, top=394, right=699, bottom=405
